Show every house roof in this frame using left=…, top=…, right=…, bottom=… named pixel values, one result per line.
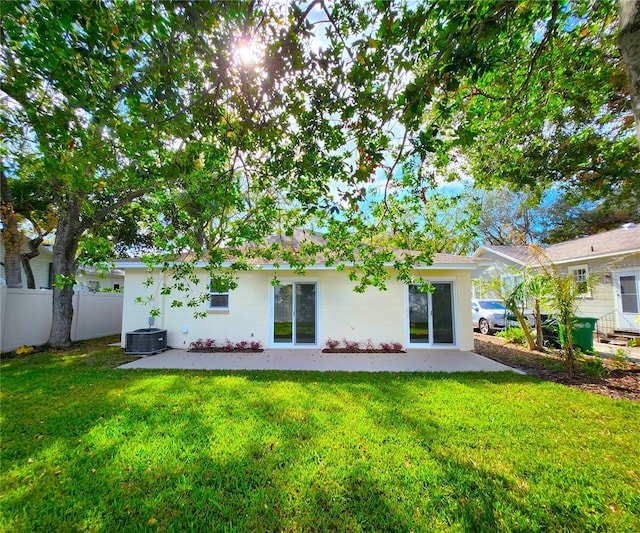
left=116, top=230, right=479, bottom=271
left=473, top=224, right=640, bottom=266
left=545, top=224, right=640, bottom=264
left=473, top=245, right=537, bottom=265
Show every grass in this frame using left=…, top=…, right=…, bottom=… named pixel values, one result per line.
left=2, top=338, right=639, bottom=532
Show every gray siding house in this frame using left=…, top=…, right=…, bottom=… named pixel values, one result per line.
left=473, top=224, right=640, bottom=333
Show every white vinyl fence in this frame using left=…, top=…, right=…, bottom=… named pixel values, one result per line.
left=0, top=287, right=123, bottom=352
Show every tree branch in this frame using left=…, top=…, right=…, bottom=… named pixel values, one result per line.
left=514, top=0, right=559, bottom=103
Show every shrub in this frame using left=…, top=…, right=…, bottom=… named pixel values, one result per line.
left=391, top=342, right=403, bottom=351
left=204, top=338, right=216, bottom=349
left=189, top=339, right=205, bottom=350
left=325, top=338, right=340, bottom=350
left=235, top=340, right=249, bottom=350
left=583, top=355, right=606, bottom=377
left=249, top=341, right=263, bottom=351
left=364, top=338, right=375, bottom=351
left=223, top=338, right=235, bottom=351
left=343, top=339, right=360, bottom=351
left=611, top=348, right=630, bottom=371
left=496, top=327, right=528, bottom=346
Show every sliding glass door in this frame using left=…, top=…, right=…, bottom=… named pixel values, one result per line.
left=273, top=282, right=317, bottom=346
left=408, top=282, right=455, bottom=346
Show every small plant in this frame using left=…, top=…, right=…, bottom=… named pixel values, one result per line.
left=249, top=341, right=263, bottom=351
left=343, top=339, right=360, bottom=351
left=496, top=327, right=528, bottom=346
left=541, top=358, right=566, bottom=372
left=189, top=338, right=205, bottom=350
left=378, top=342, right=404, bottom=352
left=325, top=338, right=340, bottom=350
left=364, top=338, right=375, bottom=352
left=235, top=340, right=249, bottom=351
left=204, top=338, right=216, bottom=349
left=611, top=348, right=630, bottom=371
left=583, top=355, right=606, bottom=377
left=15, top=345, right=34, bottom=356
left=223, top=338, right=235, bottom=351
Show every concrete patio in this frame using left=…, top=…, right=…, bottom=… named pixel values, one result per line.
left=118, top=348, right=522, bottom=373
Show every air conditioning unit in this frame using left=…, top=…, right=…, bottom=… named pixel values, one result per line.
left=125, top=328, right=167, bottom=355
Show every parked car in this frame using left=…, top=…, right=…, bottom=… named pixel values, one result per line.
left=472, top=299, right=536, bottom=335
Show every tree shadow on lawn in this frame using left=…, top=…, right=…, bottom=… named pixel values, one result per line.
left=2, top=362, right=636, bottom=531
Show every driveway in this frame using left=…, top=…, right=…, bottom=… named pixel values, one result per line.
left=118, top=348, right=522, bottom=373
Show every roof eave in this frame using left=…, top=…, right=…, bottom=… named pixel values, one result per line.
left=549, top=249, right=640, bottom=265
left=115, top=261, right=478, bottom=271
left=472, top=246, right=528, bottom=266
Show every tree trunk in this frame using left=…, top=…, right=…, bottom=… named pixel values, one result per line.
left=511, top=306, right=538, bottom=351
left=0, top=170, right=23, bottom=288
left=619, top=0, right=640, bottom=147
left=47, top=197, right=81, bottom=349
left=534, top=298, right=544, bottom=351
left=21, top=236, right=43, bottom=289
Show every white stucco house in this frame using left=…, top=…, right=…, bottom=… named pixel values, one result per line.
left=116, top=233, right=481, bottom=352
left=472, top=224, right=640, bottom=334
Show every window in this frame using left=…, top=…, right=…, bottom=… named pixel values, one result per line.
left=500, top=274, right=523, bottom=294
left=208, top=291, right=229, bottom=310
left=569, top=265, right=591, bottom=297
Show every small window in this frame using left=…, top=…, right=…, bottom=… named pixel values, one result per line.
left=208, top=289, right=230, bottom=310
left=569, top=265, right=591, bottom=297
left=500, top=274, right=523, bottom=294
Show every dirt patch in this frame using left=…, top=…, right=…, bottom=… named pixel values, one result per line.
left=473, top=334, right=640, bottom=402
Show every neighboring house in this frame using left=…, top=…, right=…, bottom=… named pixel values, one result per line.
left=0, top=234, right=124, bottom=291
left=473, top=224, right=640, bottom=332
left=0, top=233, right=54, bottom=289
left=116, top=232, right=481, bottom=352
left=75, top=265, right=125, bottom=292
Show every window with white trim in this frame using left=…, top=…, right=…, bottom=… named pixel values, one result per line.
left=569, top=264, right=591, bottom=297
left=500, top=274, right=523, bottom=294
left=208, top=280, right=230, bottom=311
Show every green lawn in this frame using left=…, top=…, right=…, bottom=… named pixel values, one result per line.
left=2, top=339, right=639, bottom=532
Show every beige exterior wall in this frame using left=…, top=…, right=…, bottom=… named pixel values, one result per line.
left=120, top=267, right=475, bottom=352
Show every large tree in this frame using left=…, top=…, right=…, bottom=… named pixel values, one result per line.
left=619, top=0, right=640, bottom=146
left=1, top=1, right=351, bottom=347
left=0, top=171, right=23, bottom=288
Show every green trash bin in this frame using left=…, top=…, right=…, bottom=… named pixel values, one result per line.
left=559, top=317, right=597, bottom=352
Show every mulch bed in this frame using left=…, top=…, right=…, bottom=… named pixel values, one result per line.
left=321, top=349, right=405, bottom=354
left=187, top=349, right=264, bottom=353
left=473, top=334, right=640, bottom=402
